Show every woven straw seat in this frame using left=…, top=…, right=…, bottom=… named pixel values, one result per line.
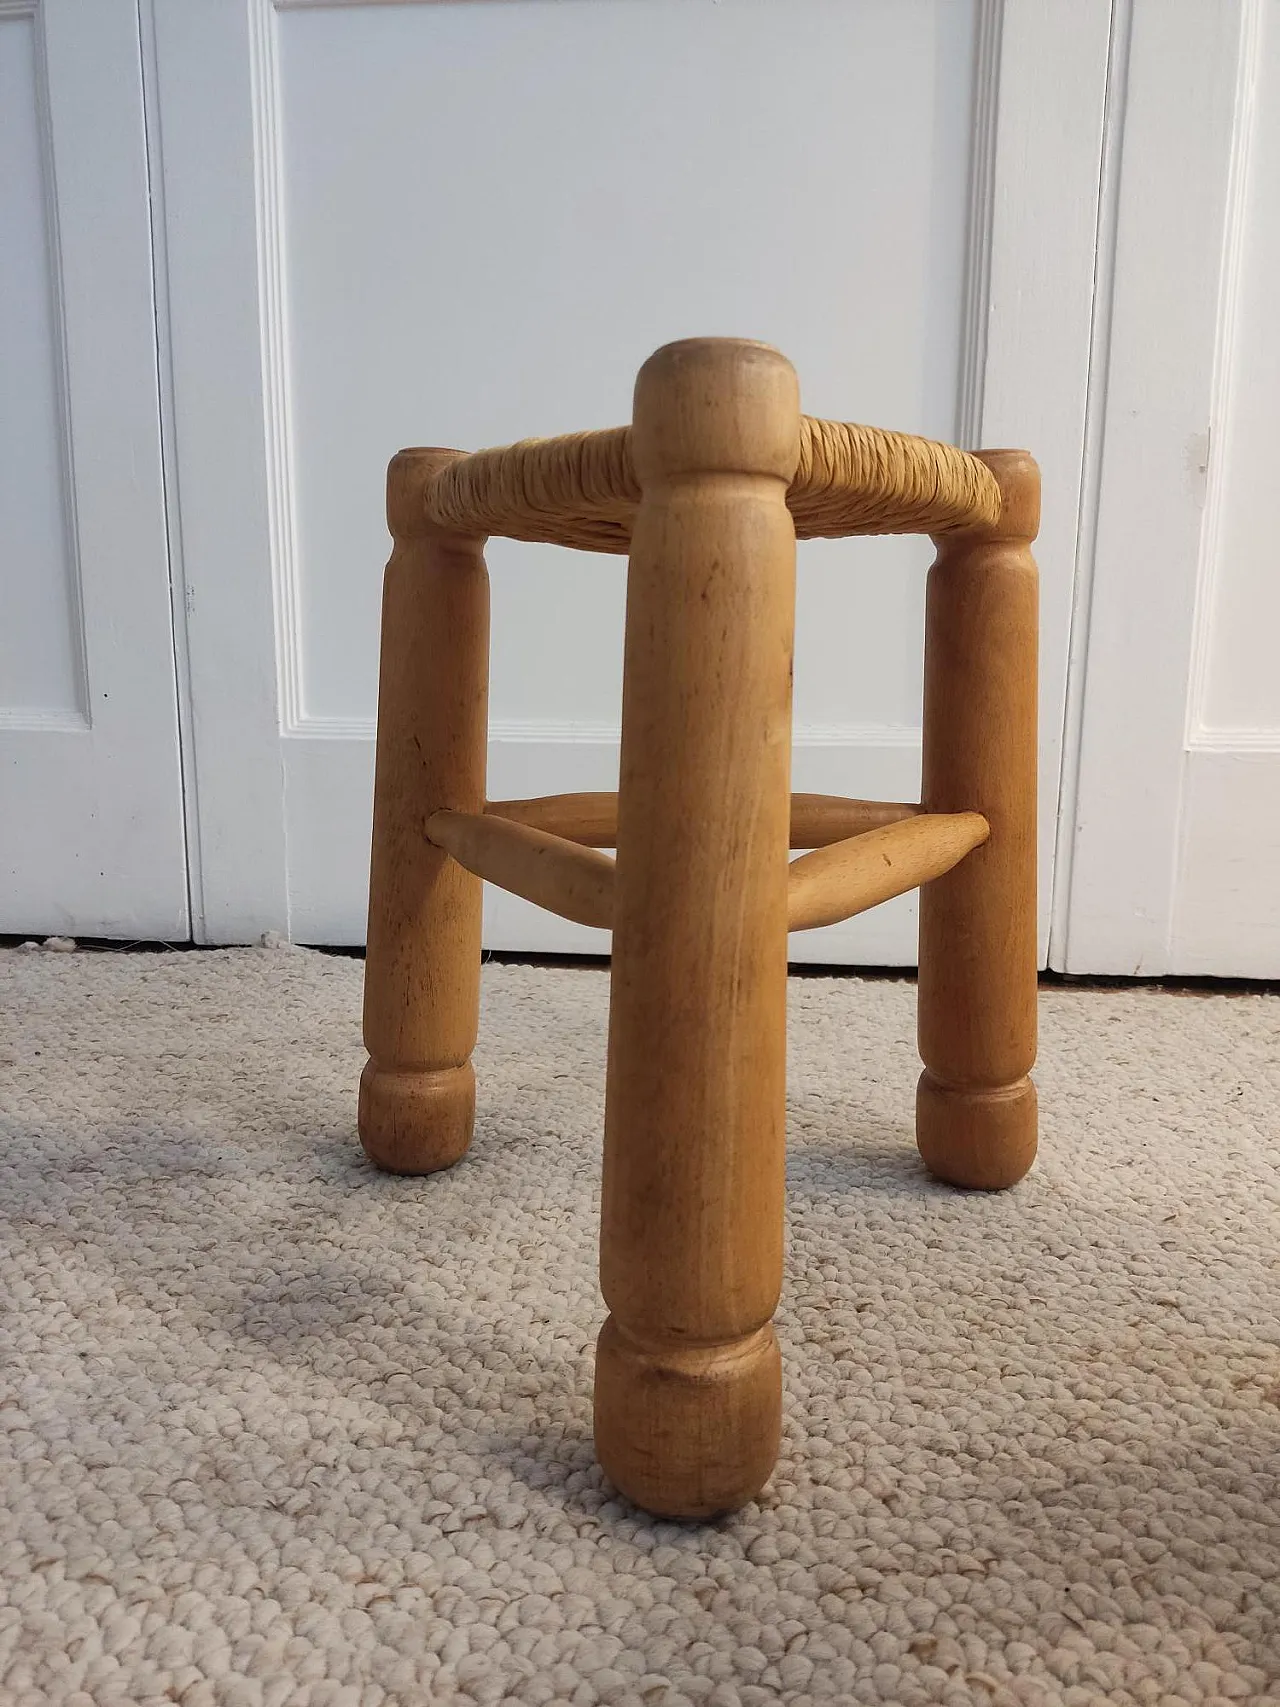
left=422, top=415, right=1003, bottom=552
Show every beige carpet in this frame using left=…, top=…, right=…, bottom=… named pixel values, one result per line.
left=1, top=945, right=1278, bottom=1707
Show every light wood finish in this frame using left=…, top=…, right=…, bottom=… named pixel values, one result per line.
left=917, top=450, right=1039, bottom=1189
left=435, top=802, right=961, bottom=937
left=594, top=339, right=800, bottom=1518
left=786, top=813, right=989, bottom=933
left=359, top=449, right=489, bottom=1174
left=428, top=810, right=615, bottom=930
left=485, top=793, right=621, bottom=848
left=788, top=792, right=922, bottom=847
left=359, top=341, right=1041, bottom=1520
left=485, top=790, right=920, bottom=849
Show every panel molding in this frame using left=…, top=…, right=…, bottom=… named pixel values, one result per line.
left=253, top=0, right=1006, bottom=741
left=2, top=0, right=91, bottom=726
left=1054, top=0, right=1250, bottom=974
left=0, top=707, right=88, bottom=733
left=3, top=0, right=189, bottom=936
left=273, top=0, right=462, bottom=8
left=1046, top=0, right=1133, bottom=962
left=286, top=715, right=924, bottom=751
left=1184, top=0, right=1263, bottom=751
left=172, top=0, right=1110, bottom=949
left=971, top=0, right=1114, bottom=967
left=1188, top=724, right=1280, bottom=755
left=248, top=0, right=306, bottom=734
left=955, top=0, right=1002, bottom=450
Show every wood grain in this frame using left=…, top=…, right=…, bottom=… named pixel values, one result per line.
left=485, top=790, right=920, bottom=849
left=428, top=809, right=614, bottom=930
left=916, top=449, right=1039, bottom=1189
left=595, top=338, right=800, bottom=1518
left=485, top=793, right=620, bottom=848
left=787, top=812, right=989, bottom=932
left=359, top=449, right=489, bottom=1175
left=788, top=793, right=922, bottom=847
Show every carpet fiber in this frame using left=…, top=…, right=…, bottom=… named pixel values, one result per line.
left=1, top=945, right=1278, bottom=1707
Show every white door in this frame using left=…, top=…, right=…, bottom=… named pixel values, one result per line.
left=1, top=0, right=186, bottom=938
left=149, top=0, right=1111, bottom=957
left=1058, top=0, right=1280, bottom=977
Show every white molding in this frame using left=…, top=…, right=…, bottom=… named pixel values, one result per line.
left=0, top=708, right=89, bottom=733
left=254, top=1, right=460, bottom=743
left=147, top=0, right=294, bottom=940
left=1047, top=0, right=1133, bottom=966
left=35, top=0, right=91, bottom=724
left=955, top=0, right=1002, bottom=451
left=1184, top=0, right=1263, bottom=750
left=263, top=0, right=1006, bottom=741
left=1188, top=725, right=1280, bottom=755
left=6, top=0, right=92, bottom=725
left=791, top=723, right=920, bottom=750
left=2, top=0, right=189, bottom=936
left=155, top=0, right=1108, bottom=952
left=1055, top=0, right=1250, bottom=974
left=488, top=720, right=619, bottom=748
left=247, top=0, right=306, bottom=736
left=272, top=0, right=486, bottom=8
left=286, top=716, right=924, bottom=748
left=971, top=0, right=1113, bottom=968
left=138, top=0, right=204, bottom=939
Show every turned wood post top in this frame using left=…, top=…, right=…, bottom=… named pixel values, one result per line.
left=956, top=448, right=1041, bottom=545
left=630, top=338, right=802, bottom=485
left=386, top=446, right=469, bottom=540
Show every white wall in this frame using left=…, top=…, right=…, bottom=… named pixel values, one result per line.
left=4, top=0, right=1275, bottom=974
left=149, top=0, right=1109, bottom=958
left=1059, top=0, right=1280, bottom=977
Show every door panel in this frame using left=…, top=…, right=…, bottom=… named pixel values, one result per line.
left=152, top=0, right=1109, bottom=957
left=0, top=0, right=186, bottom=938
left=1061, top=0, right=1280, bottom=976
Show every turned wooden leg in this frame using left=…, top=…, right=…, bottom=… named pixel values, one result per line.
left=595, top=339, right=800, bottom=1518
left=359, top=448, right=489, bottom=1174
left=917, top=450, right=1039, bottom=1190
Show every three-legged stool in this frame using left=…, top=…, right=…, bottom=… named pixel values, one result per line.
left=358, top=338, right=1039, bottom=1518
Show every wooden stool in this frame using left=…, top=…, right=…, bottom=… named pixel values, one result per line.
left=359, top=338, right=1039, bottom=1519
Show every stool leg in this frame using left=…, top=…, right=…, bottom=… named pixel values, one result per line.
left=359, top=449, right=489, bottom=1173
left=917, top=450, right=1039, bottom=1189
left=595, top=339, right=800, bottom=1518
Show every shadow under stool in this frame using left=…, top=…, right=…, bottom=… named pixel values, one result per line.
left=357, top=337, right=1040, bottom=1520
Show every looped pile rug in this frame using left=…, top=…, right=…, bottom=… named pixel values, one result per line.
left=1, top=945, right=1277, bottom=1706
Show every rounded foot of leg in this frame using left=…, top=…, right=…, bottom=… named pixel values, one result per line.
left=593, top=1317, right=781, bottom=1518
left=916, top=1069, right=1036, bottom=1189
left=358, top=1060, right=475, bottom=1174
